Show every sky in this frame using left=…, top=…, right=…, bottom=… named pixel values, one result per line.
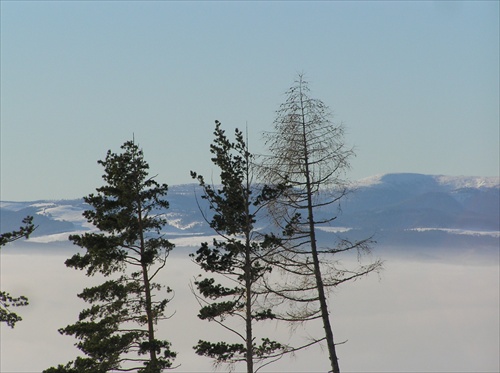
left=1, top=1, right=499, bottom=201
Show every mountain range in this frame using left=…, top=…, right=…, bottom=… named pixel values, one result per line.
left=1, top=173, right=498, bottom=252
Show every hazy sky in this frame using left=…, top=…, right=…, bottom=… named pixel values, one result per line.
left=1, top=1, right=498, bottom=201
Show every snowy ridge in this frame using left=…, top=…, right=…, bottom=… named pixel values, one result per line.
left=1, top=174, right=498, bottom=248
left=435, top=175, right=499, bottom=189
left=407, top=228, right=500, bottom=238
left=34, top=202, right=93, bottom=228
left=27, top=231, right=90, bottom=244
left=355, top=173, right=499, bottom=190
left=165, top=213, right=205, bottom=230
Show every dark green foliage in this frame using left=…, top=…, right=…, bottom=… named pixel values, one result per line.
left=44, top=140, right=175, bottom=373
left=198, top=300, right=242, bottom=320
left=254, top=338, right=285, bottom=357
left=0, top=216, right=36, bottom=328
left=43, top=357, right=105, bottom=373
left=196, top=278, right=243, bottom=299
left=194, top=341, right=246, bottom=361
left=0, top=216, right=36, bottom=246
left=253, top=309, right=275, bottom=321
left=190, top=121, right=288, bottom=372
left=0, top=292, right=28, bottom=328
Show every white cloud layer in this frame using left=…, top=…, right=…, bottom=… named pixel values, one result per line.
left=1, top=246, right=499, bottom=372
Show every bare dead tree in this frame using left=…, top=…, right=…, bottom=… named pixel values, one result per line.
left=258, top=74, right=383, bottom=373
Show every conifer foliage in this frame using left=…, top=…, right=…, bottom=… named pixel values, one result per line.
left=0, top=216, right=35, bottom=328
left=190, top=121, right=288, bottom=372
left=0, top=216, right=36, bottom=247
left=44, top=140, right=176, bottom=373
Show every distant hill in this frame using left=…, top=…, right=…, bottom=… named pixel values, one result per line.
left=1, top=173, right=498, bottom=251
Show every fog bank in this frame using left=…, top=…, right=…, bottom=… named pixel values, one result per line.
left=1, top=246, right=498, bottom=372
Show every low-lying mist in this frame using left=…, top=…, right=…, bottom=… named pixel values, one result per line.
left=1, top=244, right=498, bottom=372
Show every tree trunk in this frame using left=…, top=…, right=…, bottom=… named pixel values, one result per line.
left=138, top=200, right=159, bottom=372
left=305, top=182, right=340, bottom=373
left=300, top=96, right=340, bottom=373
left=244, top=179, right=254, bottom=373
left=142, top=264, right=159, bottom=371
left=309, top=222, right=340, bottom=373
left=245, top=246, right=254, bottom=373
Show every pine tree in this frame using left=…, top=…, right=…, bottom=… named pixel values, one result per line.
left=0, top=216, right=35, bottom=328
left=190, top=121, right=289, bottom=372
left=0, top=216, right=36, bottom=247
left=259, top=74, right=383, bottom=373
left=44, top=140, right=176, bottom=373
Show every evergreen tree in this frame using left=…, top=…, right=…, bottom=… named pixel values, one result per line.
left=259, top=74, right=383, bottom=373
left=190, top=121, right=289, bottom=372
left=0, top=216, right=36, bottom=246
left=44, top=140, right=176, bottom=373
left=0, top=216, right=36, bottom=328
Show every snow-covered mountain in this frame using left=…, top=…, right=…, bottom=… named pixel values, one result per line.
left=1, top=173, right=498, bottom=250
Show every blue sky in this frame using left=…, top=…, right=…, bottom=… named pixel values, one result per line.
left=1, top=1, right=498, bottom=200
